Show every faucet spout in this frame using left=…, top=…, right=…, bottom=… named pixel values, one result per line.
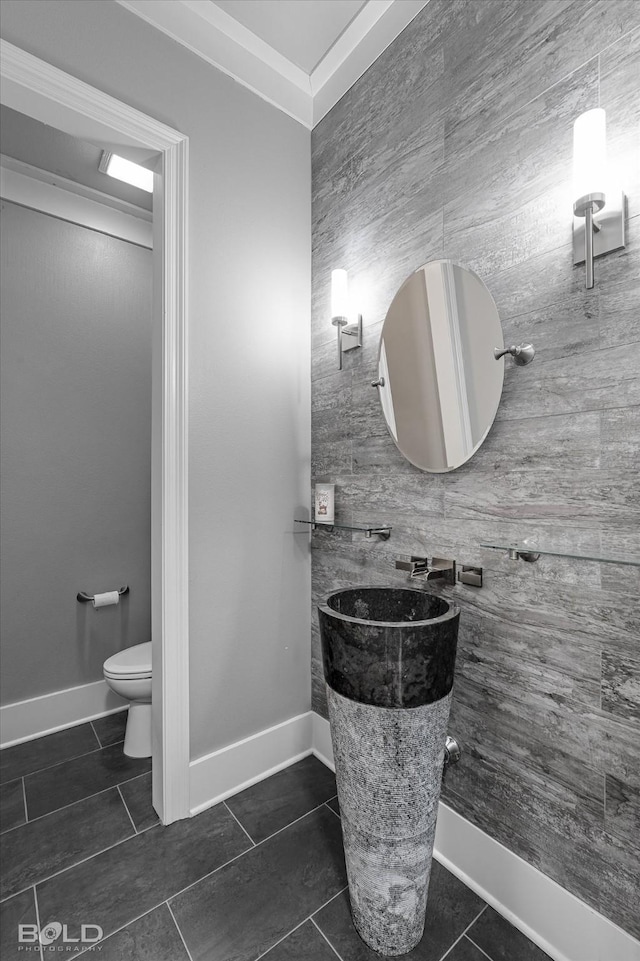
left=395, top=557, right=456, bottom=584
left=423, top=558, right=456, bottom=584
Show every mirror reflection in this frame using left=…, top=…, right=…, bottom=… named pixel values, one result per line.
left=377, top=260, right=504, bottom=472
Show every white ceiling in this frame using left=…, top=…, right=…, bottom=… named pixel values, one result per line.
left=212, top=0, right=367, bottom=74
left=116, top=0, right=430, bottom=128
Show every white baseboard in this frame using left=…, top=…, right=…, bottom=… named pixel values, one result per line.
left=0, top=679, right=126, bottom=748
left=311, top=712, right=640, bottom=961
left=189, top=711, right=313, bottom=815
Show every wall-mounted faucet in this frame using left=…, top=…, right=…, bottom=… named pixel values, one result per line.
left=395, top=556, right=456, bottom=585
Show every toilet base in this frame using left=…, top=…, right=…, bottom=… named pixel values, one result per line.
left=124, top=700, right=152, bottom=758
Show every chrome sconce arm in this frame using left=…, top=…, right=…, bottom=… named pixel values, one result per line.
left=332, top=313, right=363, bottom=371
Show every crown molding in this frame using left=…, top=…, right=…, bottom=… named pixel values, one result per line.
left=115, top=0, right=430, bottom=130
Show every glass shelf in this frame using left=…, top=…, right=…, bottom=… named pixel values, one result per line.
left=481, top=543, right=640, bottom=568
left=294, top=519, right=391, bottom=540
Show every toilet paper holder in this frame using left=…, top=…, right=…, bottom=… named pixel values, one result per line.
left=77, top=586, right=129, bottom=603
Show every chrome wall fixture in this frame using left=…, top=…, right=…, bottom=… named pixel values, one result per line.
left=572, top=109, right=626, bottom=289
left=331, top=269, right=362, bottom=370
left=494, top=343, right=535, bottom=366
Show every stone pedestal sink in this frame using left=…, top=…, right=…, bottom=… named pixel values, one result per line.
left=318, top=586, right=459, bottom=956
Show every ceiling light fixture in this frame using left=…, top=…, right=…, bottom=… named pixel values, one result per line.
left=99, top=151, right=154, bottom=192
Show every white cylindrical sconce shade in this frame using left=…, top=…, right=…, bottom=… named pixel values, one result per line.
left=331, top=269, right=349, bottom=322
left=573, top=108, right=607, bottom=206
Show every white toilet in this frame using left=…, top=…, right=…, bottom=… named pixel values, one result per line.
left=103, top=642, right=152, bottom=758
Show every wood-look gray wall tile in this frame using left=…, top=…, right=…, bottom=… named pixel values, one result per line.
left=500, top=300, right=600, bottom=365
left=444, top=468, right=638, bottom=530
left=442, top=0, right=639, bottom=160
left=462, top=411, right=601, bottom=472
left=311, top=441, right=352, bottom=478
left=311, top=0, right=640, bottom=937
left=443, top=752, right=640, bottom=939
left=602, top=650, right=640, bottom=722
left=442, top=59, right=598, bottom=212
left=604, top=774, right=640, bottom=851
left=599, top=529, right=640, bottom=594
left=485, top=242, right=595, bottom=323
left=496, top=345, right=640, bottom=421
left=600, top=407, right=640, bottom=470
left=600, top=27, right=640, bottom=213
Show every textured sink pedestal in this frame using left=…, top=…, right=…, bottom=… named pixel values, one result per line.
left=318, top=587, right=459, bottom=956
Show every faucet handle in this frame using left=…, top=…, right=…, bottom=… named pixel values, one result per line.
left=395, top=557, right=428, bottom=574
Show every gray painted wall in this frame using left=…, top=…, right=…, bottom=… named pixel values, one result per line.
left=311, top=0, right=640, bottom=938
left=0, top=202, right=152, bottom=705
left=0, top=0, right=311, bottom=760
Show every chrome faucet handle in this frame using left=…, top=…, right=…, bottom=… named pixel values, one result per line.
left=395, top=557, right=428, bottom=575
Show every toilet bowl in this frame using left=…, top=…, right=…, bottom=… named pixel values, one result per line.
left=103, top=642, right=152, bottom=758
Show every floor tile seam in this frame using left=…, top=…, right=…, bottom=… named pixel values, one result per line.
left=324, top=798, right=340, bottom=819
left=9, top=738, right=126, bottom=785
left=254, top=915, right=310, bottom=960
left=27, top=765, right=152, bottom=821
left=254, top=885, right=350, bottom=961
left=117, top=783, right=138, bottom=834
left=1, top=782, right=129, bottom=837
left=166, top=900, right=196, bottom=961
left=167, top=801, right=338, bottom=906
left=1, top=823, right=139, bottom=906
left=89, top=720, right=103, bottom=750
left=74, top=903, right=163, bottom=959
left=310, top=916, right=346, bottom=960
left=222, top=800, right=257, bottom=846
left=32, top=885, right=45, bottom=961
left=438, top=904, right=489, bottom=961
left=464, top=933, right=495, bottom=961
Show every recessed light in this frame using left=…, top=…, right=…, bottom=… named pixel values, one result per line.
left=98, top=151, right=153, bottom=192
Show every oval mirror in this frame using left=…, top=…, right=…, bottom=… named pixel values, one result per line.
left=376, top=260, right=504, bottom=472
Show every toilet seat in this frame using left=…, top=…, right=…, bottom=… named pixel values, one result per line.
left=103, top=641, right=152, bottom=680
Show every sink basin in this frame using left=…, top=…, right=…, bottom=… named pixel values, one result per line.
left=317, top=585, right=461, bottom=955
left=317, top=586, right=459, bottom=709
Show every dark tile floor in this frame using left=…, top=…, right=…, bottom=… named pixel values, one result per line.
left=0, top=715, right=551, bottom=961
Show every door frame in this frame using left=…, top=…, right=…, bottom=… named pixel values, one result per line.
left=0, top=40, right=190, bottom=823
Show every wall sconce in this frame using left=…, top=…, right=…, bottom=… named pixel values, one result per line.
left=331, top=269, right=362, bottom=370
left=572, top=108, right=625, bottom=289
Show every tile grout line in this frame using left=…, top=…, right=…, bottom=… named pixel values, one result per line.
left=324, top=797, right=340, bottom=819
left=438, top=904, right=488, bottom=961
left=22, top=776, right=28, bottom=822
left=89, top=720, right=102, bottom=749
left=5, top=737, right=126, bottom=787
left=32, top=885, right=44, bottom=961
left=75, top=904, right=161, bottom=959
left=222, top=801, right=257, bottom=846
left=0, top=772, right=149, bottom=839
left=166, top=900, right=196, bottom=961
left=167, top=801, right=337, bottom=907
left=2, top=823, right=150, bottom=906
left=465, top=933, right=496, bottom=961
left=311, top=916, right=347, bottom=960
left=254, top=916, right=310, bottom=960
left=117, top=783, right=139, bottom=835
left=254, top=885, right=350, bottom=961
